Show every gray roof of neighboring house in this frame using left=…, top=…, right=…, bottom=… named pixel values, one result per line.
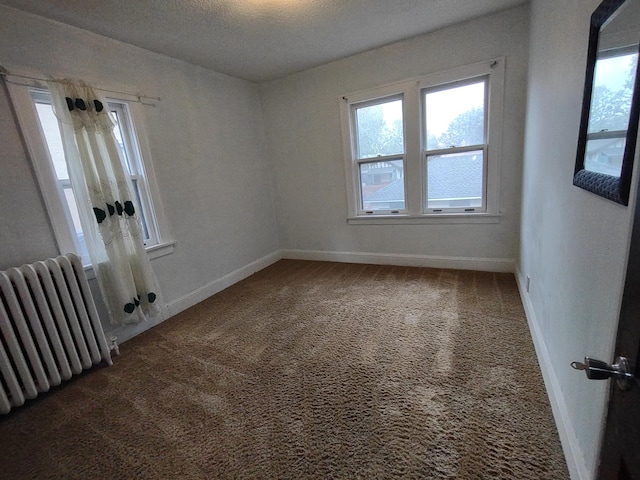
left=364, top=154, right=483, bottom=202
left=365, top=180, right=405, bottom=202
left=362, top=166, right=398, bottom=175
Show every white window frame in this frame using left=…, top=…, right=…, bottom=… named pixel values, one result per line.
left=350, top=93, right=407, bottom=215
left=107, top=100, right=160, bottom=246
left=422, top=76, right=489, bottom=214
left=340, top=58, right=505, bottom=225
left=6, top=78, right=174, bottom=268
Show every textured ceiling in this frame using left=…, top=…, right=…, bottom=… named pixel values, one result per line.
left=0, top=0, right=528, bottom=82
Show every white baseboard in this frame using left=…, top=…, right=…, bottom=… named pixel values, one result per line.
left=166, top=250, right=283, bottom=318
left=105, top=306, right=170, bottom=345
left=282, top=249, right=515, bottom=272
left=109, top=251, right=283, bottom=344
left=515, top=267, right=590, bottom=480
left=109, top=249, right=512, bottom=345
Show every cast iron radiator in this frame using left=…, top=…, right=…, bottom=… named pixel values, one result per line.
left=0, top=253, right=112, bottom=414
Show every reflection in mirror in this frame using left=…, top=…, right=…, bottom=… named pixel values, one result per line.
left=586, top=50, right=637, bottom=176
left=574, top=0, right=640, bottom=205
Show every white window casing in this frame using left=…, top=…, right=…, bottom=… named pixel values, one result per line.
left=340, top=57, right=505, bottom=225
left=6, top=76, right=174, bottom=270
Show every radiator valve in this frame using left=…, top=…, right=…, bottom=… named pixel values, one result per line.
left=110, top=336, right=120, bottom=356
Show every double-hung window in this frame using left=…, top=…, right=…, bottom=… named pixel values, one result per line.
left=8, top=80, right=170, bottom=266
left=341, top=58, right=504, bottom=223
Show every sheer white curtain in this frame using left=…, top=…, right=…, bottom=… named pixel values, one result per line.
left=48, top=80, right=160, bottom=325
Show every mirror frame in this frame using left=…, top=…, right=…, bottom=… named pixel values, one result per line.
left=574, top=0, right=640, bottom=206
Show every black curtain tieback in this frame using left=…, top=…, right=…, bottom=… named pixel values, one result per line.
left=123, top=292, right=157, bottom=314
left=124, top=201, right=135, bottom=216
left=93, top=207, right=107, bottom=224
left=94, top=201, right=135, bottom=223
left=65, top=96, right=104, bottom=112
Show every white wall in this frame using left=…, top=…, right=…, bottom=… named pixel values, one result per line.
left=259, top=5, right=530, bottom=270
left=519, top=1, right=637, bottom=478
left=0, top=5, right=280, bottom=340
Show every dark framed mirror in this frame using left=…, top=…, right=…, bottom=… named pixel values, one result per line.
left=574, top=0, right=640, bottom=205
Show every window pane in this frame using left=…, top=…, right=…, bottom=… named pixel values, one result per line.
left=425, top=80, right=485, bottom=150
left=110, top=108, right=133, bottom=174
left=426, top=150, right=483, bottom=209
left=584, top=136, right=625, bottom=176
left=355, top=99, right=403, bottom=158
left=34, top=102, right=68, bottom=180
left=588, top=53, right=638, bottom=134
left=131, top=178, right=151, bottom=241
left=62, top=187, right=89, bottom=262
left=359, top=160, right=405, bottom=211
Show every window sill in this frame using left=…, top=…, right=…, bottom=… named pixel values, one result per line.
left=346, top=213, right=502, bottom=225
left=146, top=240, right=176, bottom=260
left=84, top=240, right=176, bottom=279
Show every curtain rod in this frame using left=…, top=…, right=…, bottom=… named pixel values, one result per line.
left=0, top=66, right=161, bottom=105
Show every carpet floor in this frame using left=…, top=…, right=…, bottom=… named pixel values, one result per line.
left=0, top=260, right=569, bottom=479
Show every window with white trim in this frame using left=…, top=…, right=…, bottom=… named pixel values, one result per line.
left=341, top=58, right=504, bottom=223
left=353, top=96, right=406, bottom=213
left=8, top=82, right=170, bottom=266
